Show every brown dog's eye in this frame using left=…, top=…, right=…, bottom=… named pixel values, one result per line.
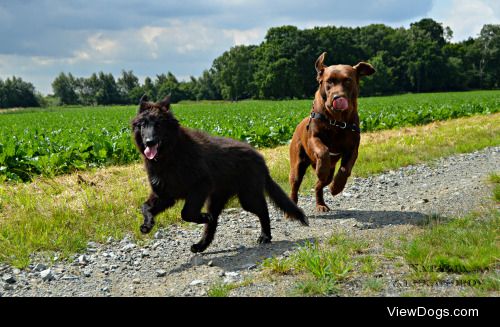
left=344, top=79, right=352, bottom=86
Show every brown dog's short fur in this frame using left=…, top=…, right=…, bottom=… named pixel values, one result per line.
left=132, top=96, right=308, bottom=253
left=289, top=52, right=375, bottom=212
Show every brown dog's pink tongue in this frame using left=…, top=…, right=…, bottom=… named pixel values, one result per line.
left=144, top=145, right=158, bottom=160
left=333, top=97, right=349, bottom=110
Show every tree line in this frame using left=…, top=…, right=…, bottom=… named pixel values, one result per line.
left=1, top=19, right=499, bottom=108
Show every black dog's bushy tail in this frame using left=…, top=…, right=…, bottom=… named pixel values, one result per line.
left=265, top=175, right=309, bottom=226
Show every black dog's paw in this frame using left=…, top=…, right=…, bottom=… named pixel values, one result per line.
left=140, top=223, right=153, bottom=234
left=190, top=243, right=207, bottom=253
left=257, top=234, right=272, bottom=244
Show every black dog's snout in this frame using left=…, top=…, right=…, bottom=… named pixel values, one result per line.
left=145, top=139, right=156, bottom=147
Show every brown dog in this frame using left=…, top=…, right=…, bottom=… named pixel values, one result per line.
left=289, top=52, right=375, bottom=212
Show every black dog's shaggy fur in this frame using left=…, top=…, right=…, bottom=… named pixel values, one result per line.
left=132, top=95, right=308, bottom=253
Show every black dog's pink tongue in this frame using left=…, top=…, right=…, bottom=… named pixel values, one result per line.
left=333, top=97, right=349, bottom=110
left=144, top=145, right=158, bottom=160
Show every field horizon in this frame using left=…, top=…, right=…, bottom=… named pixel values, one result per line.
left=1, top=90, right=499, bottom=182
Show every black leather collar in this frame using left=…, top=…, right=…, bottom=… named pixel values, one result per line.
left=309, top=111, right=361, bottom=133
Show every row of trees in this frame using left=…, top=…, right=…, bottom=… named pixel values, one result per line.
left=0, top=77, right=43, bottom=108
left=209, top=20, right=500, bottom=100
left=1, top=19, right=499, bottom=108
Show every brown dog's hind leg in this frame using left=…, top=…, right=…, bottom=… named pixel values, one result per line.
left=289, top=158, right=310, bottom=204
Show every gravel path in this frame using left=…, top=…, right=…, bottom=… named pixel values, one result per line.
left=1, top=147, right=498, bottom=297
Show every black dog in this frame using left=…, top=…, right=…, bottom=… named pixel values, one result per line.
left=132, top=95, right=308, bottom=253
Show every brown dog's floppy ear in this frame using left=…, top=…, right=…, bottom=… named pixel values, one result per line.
left=159, top=95, right=171, bottom=111
left=353, top=62, right=375, bottom=77
left=139, top=94, right=148, bottom=112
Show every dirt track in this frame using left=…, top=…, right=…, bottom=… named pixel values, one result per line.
left=1, top=146, right=498, bottom=297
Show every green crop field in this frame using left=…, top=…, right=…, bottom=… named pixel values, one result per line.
left=0, top=90, right=499, bottom=182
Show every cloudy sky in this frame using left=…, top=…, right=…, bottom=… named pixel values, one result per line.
left=0, top=0, right=498, bottom=94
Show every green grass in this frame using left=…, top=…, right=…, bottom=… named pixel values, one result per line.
left=206, top=282, right=237, bottom=297
left=294, top=277, right=340, bottom=296
left=264, top=234, right=374, bottom=296
left=206, top=279, right=253, bottom=297
left=0, top=113, right=499, bottom=268
left=363, top=278, right=384, bottom=293
left=359, top=255, right=379, bottom=274
left=404, top=213, right=499, bottom=273
left=489, top=173, right=500, bottom=202
left=1, top=90, right=499, bottom=181
left=456, top=273, right=500, bottom=292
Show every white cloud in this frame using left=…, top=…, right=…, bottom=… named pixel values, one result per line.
left=223, top=28, right=265, bottom=46
left=88, top=33, right=120, bottom=54
left=430, top=0, right=500, bottom=41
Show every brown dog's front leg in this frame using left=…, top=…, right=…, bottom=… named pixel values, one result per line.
left=309, top=137, right=333, bottom=212
left=330, top=150, right=358, bottom=196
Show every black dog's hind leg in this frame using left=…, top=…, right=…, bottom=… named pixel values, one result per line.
left=141, top=193, right=175, bottom=234
left=190, top=192, right=230, bottom=253
left=239, top=191, right=272, bottom=244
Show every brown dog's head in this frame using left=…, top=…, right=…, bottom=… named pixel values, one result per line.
left=315, top=52, right=375, bottom=120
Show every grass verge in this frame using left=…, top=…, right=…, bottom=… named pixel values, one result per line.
left=0, top=113, right=499, bottom=267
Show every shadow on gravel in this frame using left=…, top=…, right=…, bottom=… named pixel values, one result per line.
left=168, top=238, right=315, bottom=275
left=311, top=209, right=429, bottom=227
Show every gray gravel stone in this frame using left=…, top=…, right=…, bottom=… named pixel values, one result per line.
left=2, top=274, right=16, bottom=284
left=155, top=269, right=167, bottom=277
left=189, top=279, right=204, bottom=286
left=40, top=269, right=54, bottom=282
left=33, top=263, right=47, bottom=272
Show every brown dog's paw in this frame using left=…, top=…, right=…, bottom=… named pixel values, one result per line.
left=315, top=204, right=330, bottom=213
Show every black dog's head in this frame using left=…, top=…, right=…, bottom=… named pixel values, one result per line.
left=131, top=95, right=180, bottom=161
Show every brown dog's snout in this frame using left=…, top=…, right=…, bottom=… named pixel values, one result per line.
left=330, top=95, right=349, bottom=111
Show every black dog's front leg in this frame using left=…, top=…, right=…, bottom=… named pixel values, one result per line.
left=140, top=193, right=175, bottom=234
left=181, top=180, right=212, bottom=224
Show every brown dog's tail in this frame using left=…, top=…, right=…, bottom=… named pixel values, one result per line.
left=265, top=175, right=309, bottom=226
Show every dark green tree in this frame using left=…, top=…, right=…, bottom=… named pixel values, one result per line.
left=117, top=70, right=140, bottom=104
left=52, top=72, right=79, bottom=105
left=212, top=45, right=257, bottom=100
left=0, top=76, right=40, bottom=108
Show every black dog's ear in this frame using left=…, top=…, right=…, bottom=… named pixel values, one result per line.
left=159, top=95, right=171, bottom=111
left=353, top=62, right=375, bottom=77
left=139, top=94, right=149, bottom=112
left=315, top=52, right=327, bottom=82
